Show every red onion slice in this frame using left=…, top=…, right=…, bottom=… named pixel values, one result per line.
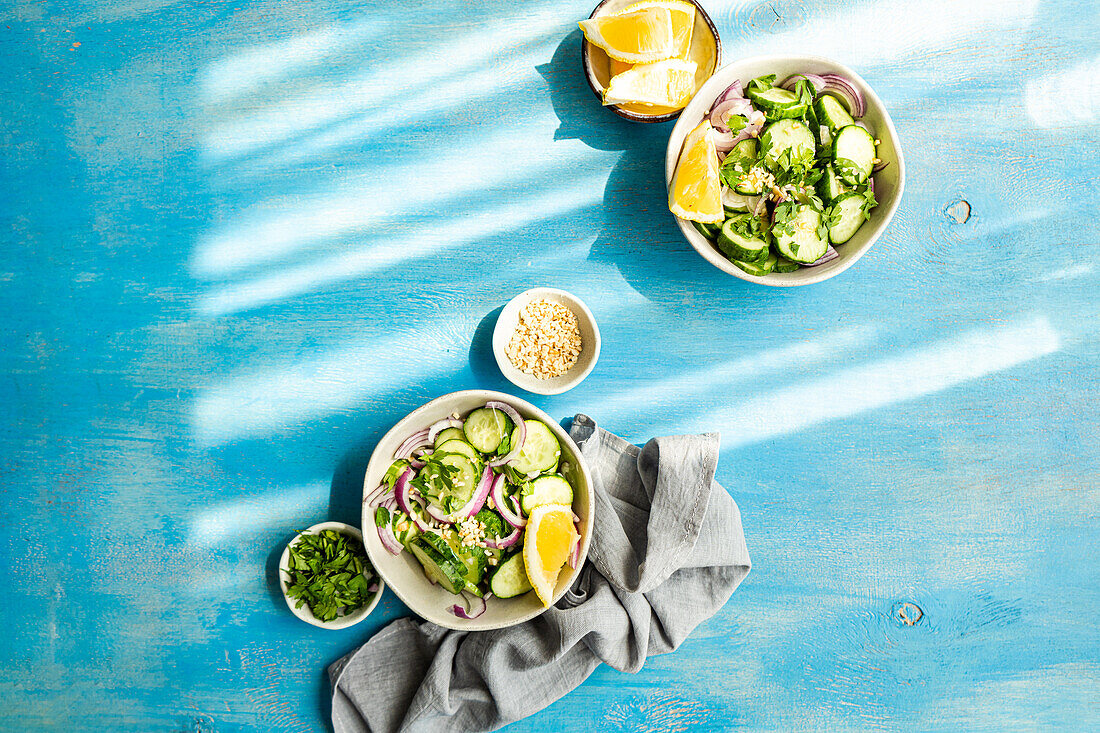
left=395, top=475, right=433, bottom=531
left=454, top=464, right=494, bottom=519
left=394, top=429, right=431, bottom=460
left=393, top=468, right=415, bottom=514
left=711, top=79, right=744, bottom=108
left=449, top=592, right=487, bottom=619
left=490, top=474, right=525, bottom=529
left=806, top=246, right=839, bottom=267
left=427, top=418, right=463, bottom=444
left=820, top=73, right=865, bottom=117
left=377, top=522, right=403, bottom=555
left=485, top=401, right=526, bottom=467
left=567, top=532, right=581, bottom=569
left=709, top=97, right=753, bottom=132
left=423, top=501, right=450, bottom=523
left=710, top=127, right=738, bottom=153
left=484, top=527, right=521, bottom=549
left=780, top=73, right=826, bottom=94
left=365, top=483, right=388, bottom=506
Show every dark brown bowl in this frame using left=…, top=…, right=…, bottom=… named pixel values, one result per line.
left=580, top=0, right=722, bottom=123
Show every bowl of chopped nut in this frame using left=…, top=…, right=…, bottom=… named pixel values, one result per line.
left=491, top=287, right=601, bottom=395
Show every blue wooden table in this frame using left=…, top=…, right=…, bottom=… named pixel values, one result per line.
left=3, top=0, right=1098, bottom=729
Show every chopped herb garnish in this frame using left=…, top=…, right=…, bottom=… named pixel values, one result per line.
left=284, top=529, right=376, bottom=622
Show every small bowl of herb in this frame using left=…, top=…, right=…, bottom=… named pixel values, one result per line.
left=278, top=521, right=384, bottom=629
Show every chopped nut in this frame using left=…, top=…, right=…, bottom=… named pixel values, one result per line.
left=505, top=299, right=583, bottom=380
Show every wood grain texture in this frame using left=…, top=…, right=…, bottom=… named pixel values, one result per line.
left=1, top=0, right=1098, bottom=730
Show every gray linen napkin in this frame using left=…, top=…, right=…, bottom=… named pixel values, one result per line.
left=329, top=414, right=751, bottom=733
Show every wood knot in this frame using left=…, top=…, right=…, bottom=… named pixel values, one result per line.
left=946, top=199, right=971, bottom=224
left=894, top=601, right=924, bottom=626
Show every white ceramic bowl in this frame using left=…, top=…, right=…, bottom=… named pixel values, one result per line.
left=492, top=288, right=601, bottom=396
left=665, top=55, right=906, bottom=286
left=279, top=521, right=384, bottom=630
left=361, top=390, right=594, bottom=631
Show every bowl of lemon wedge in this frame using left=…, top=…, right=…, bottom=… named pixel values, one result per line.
left=580, top=0, right=721, bottom=123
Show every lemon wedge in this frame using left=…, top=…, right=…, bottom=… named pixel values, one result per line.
left=669, top=120, right=723, bottom=223
left=579, top=6, right=675, bottom=64
left=617, top=0, right=695, bottom=61
left=522, top=504, right=579, bottom=607
left=602, top=58, right=697, bottom=108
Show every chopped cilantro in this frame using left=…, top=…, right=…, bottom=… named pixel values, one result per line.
left=284, top=529, right=377, bottom=623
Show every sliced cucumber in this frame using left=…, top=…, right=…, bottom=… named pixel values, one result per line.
left=433, top=427, right=465, bottom=448
left=409, top=537, right=465, bottom=594
left=520, top=474, right=574, bottom=515
left=813, top=94, right=855, bottom=131
left=509, top=420, right=561, bottom=475
left=774, top=256, right=801, bottom=273
left=422, top=453, right=479, bottom=505
left=691, top=220, right=720, bottom=240
left=463, top=407, right=512, bottom=453
left=733, top=252, right=777, bottom=277
left=772, top=203, right=829, bottom=264
left=815, top=164, right=848, bottom=203
left=445, top=537, right=488, bottom=586
left=827, top=192, right=869, bottom=244
left=489, top=552, right=533, bottom=599
left=832, top=125, right=876, bottom=185
left=717, top=216, right=769, bottom=263
left=728, top=137, right=757, bottom=162
left=746, top=86, right=808, bottom=119
left=722, top=189, right=759, bottom=214
left=434, top=439, right=482, bottom=466
left=760, top=119, right=815, bottom=171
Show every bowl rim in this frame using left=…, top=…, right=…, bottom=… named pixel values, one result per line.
left=664, top=54, right=907, bottom=285
left=278, top=521, right=385, bottom=630
left=491, top=286, right=602, bottom=395
left=360, top=389, right=595, bottom=630
left=580, top=0, right=723, bottom=124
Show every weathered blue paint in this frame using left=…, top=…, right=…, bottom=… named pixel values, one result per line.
left=2, top=0, right=1098, bottom=730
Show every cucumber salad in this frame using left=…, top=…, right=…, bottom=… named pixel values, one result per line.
left=692, top=72, right=886, bottom=276
left=367, top=401, right=581, bottom=619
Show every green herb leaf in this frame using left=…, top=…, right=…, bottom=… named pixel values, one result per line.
left=746, top=74, right=776, bottom=93
left=284, top=528, right=376, bottom=623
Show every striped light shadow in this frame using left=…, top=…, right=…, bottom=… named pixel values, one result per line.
left=192, top=282, right=649, bottom=446
left=736, top=0, right=1038, bottom=66
left=192, top=123, right=613, bottom=278
left=187, top=481, right=330, bottom=547
left=588, top=325, right=879, bottom=425
left=201, top=13, right=568, bottom=163
left=196, top=175, right=605, bottom=317
left=190, top=327, right=455, bottom=445
left=689, top=315, right=1060, bottom=449
left=200, top=16, right=393, bottom=105
left=1032, top=262, right=1096, bottom=283
left=1026, top=55, right=1100, bottom=129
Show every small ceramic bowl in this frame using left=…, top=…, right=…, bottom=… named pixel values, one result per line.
left=492, top=287, right=601, bottom=395
left=279, top=521, right=384, bottom=630
left=665, top=55, right=906, bottom=285
left=361, top=390, right=595, bottom=631
left=581, top=0, right=721, bottom=123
